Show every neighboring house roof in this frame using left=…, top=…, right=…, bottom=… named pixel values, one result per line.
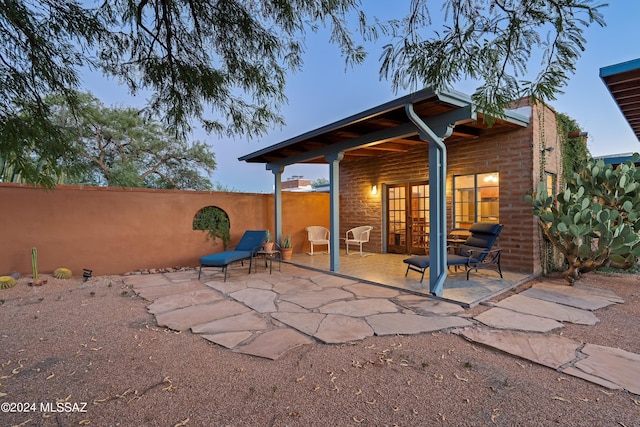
left=600, top=58, right=640, bottom=142
left=594, top=153, right=640, bottom=167
left=239, top=88, right=529, bottom=166
left=313, top=183, right=330, bottom=192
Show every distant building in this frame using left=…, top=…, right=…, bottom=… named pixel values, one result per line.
left=282, top=176, right=313, bottom=192
left=313, top=183, right=330, bottom=193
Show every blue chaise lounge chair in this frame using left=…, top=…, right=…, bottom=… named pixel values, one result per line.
left=198, top=230, right=267, bottom=281
left=403, top=223, right=503, bottom=282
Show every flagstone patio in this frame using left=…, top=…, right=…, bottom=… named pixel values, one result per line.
left=124, top=264, right=640, bottom=396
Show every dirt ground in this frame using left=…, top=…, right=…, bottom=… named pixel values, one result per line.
left=1, top=271, right=639, bottom=427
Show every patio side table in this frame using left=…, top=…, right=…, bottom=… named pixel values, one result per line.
left=254, top=250, right=281, bottom=274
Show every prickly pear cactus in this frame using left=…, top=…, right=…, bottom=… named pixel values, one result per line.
left=0, top=276, right=16, bottom=289
left=527, top=153, right=640, bottom=283
left=53, top=268, right=72, bottom=280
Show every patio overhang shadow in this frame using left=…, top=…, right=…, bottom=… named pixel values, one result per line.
left=284, top=252, right=531, bottom=308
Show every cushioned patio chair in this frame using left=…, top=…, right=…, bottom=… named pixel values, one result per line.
left=306, top=226, right=330, bottom=255
left=198, top=230, right=267, bottom=281
left=345, top=225, right=373, bottom=256
left=403, top=223, right=503, bottom=282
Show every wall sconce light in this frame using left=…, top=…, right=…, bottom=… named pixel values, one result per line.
left=541, top=146, right=555, bottom=153
left=371, top=185, right=378, bottom=195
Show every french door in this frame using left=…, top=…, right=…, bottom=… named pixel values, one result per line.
left=386, top=182, right=430, bottom=254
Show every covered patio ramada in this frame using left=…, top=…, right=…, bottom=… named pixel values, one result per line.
left=240, top=88, right=558, bottom=306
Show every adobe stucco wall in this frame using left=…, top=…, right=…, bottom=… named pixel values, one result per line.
left=339, top=102, right=561, bottom=274
left=0, top=184, right=329, bottom=276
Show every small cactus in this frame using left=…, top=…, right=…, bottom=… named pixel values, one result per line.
left=0, top=276, right=16, bottom=289
left=31, top=247, right=38, bottom=280
left=53, top=268, right=72, bottom=280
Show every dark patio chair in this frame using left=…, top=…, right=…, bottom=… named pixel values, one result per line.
left=198, top=230, right=267, bottom=281
left=403, top=223, right=503, bottom=282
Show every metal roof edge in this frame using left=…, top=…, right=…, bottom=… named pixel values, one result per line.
left=594, top=152, right=635, bottom=159
left=238, top=88, right=439, bottom=161
left=239, top=87, right=530, bottom=162
left=501, top=108, right=530, bottom=127
left=599, top=58, right=640, bottom=79
left=437, top=88, right=530, bottom=126
left=593, top=153, right=639, bottom=165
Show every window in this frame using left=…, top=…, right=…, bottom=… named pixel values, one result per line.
left=545, top=172, right=556, bottom=198
left=453, top=173, right=499, bottom=228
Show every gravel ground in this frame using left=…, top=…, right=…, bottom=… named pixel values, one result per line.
left=1, top=271, right=639, bottom=427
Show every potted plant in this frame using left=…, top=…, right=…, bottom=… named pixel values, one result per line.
left=262, top=230, right=274, bottom=252
left=279, top=234, right=293, bottom=260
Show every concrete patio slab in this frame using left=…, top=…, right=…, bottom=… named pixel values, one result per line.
left=574, top=344, right=640, bottom=395
left=522, top=283, right=620, bottom=311
left=309, top=273, right=360, bottom=288
left=201, top=331, right=253, bottom=349
left=474, top=307, right=564, bottom=332
left=272, top=312, right=326, bottom=336
left=230, top=288, right=278, bottom=313
left=366, top=313, right=472, bottom=336
left=496, top=294, right=599, bottom=325
left=455, top=328, right=581, bottom=369
left=147, top=289, right=223, bottom=315
left=156, top=300, right=249, bottom=332
left=280, top=288, right=354, bottom=309
left=191, top=311, right=269, bottom=334
left=288, top=253, right=530, bottom=307
left=318, top=299, right=399, bottom=316
left=393, top=295, right=465, bottom=316
left=135, top=281, right=204, bottom=301
left=314, top=315, right=374, bottom=344
left=233, top=328, right=314, bottom=360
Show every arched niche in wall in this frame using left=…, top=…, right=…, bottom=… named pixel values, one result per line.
left=192, top=206, right=231, bottom=249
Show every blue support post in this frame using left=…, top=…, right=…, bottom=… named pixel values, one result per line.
left=428, top=139, right=447, bottom=296
left=325, top=152, right=344, bottom=271
left=406, top=104, right=452, bottom=296
left=269, top=166, right=284, bottom=245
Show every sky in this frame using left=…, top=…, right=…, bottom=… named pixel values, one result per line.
left=86, top=1, right=640, bottom=193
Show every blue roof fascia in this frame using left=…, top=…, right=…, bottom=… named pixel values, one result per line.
left=238, top=88, right=438, bottom=162
left=600, top=155, right=631, bottom=165
left=599, top=58, right=640, bottom=79
left=594, top=153, right=636, bottom=165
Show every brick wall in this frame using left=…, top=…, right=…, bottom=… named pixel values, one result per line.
left=339, top=102, right=561, bottom=274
